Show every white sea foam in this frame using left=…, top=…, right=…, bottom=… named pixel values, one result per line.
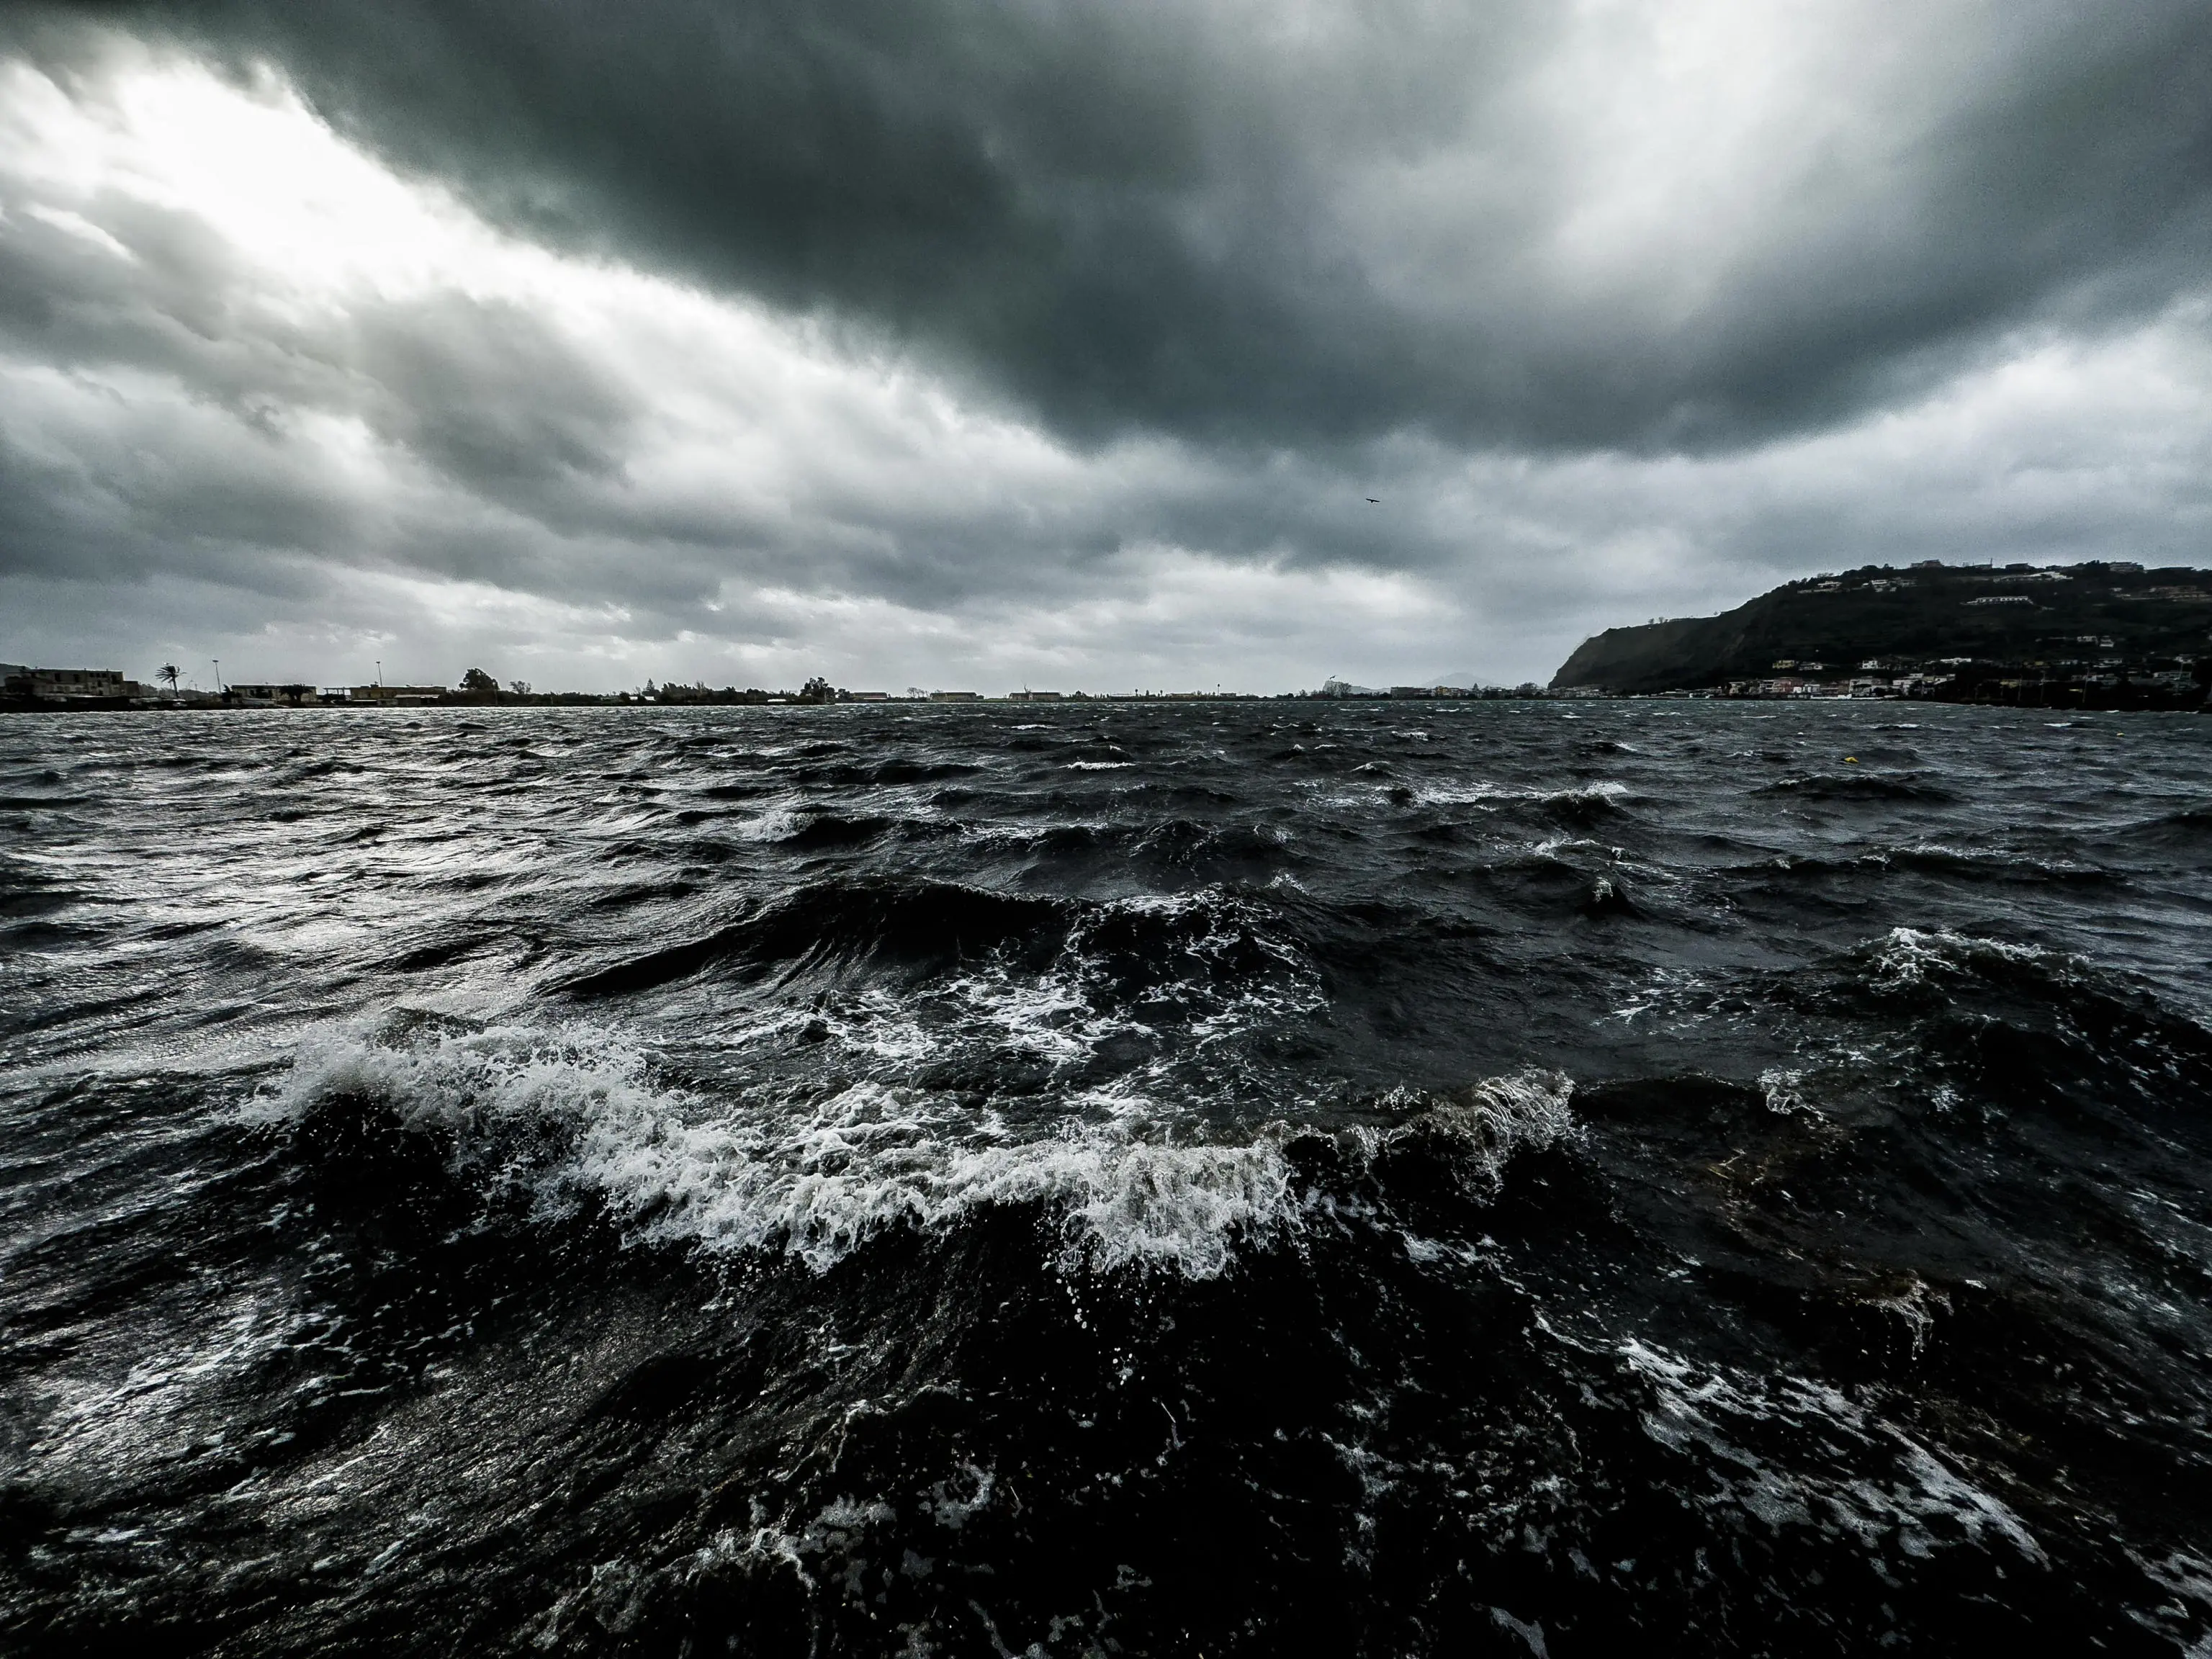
left=267, top=1023, right=1571, bottom=1280
left=1759, top=1067, right=1811, bottom=1115
left=269, top=1022, right=1298, bottom=1277
left=1866, top=925, right=2054, bottom=993
left=734, top=804, right=804, bottom=842
left=1416, top=780, right=1629, bottom=811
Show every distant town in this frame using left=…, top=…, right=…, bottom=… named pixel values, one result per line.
left=6, top=560, right=2210, bottom=714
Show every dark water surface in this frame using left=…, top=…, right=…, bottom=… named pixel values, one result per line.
left=6, top=701, right=2212, bottom=1655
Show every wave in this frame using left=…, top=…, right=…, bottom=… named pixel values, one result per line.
left=1857, top=925, right=2067, bottom=997
left=2112, top=802, right=2212, bottom=846
left=1060, top=888, right=1319, bottom=1025
left=1755, top=772, right=1955, bottom=803
left=559, top=880, right=1069, bottom=997
left=559, top=883, right=1325, bottom=1087
left=1743, top=844, right=2110, bottom=884
left=1884, top=843, right=2107, bottom=882
left=1620, top=1340, right=2048, bottom=1565
left=1416, top=781, right=1631, bottom=817
left=1129, top=819, right=1290, bottom=868
left=778, top=811, right=897, bottom=850
left=868, top=759, right=983, bottom=785
left=264, top=1021, right=1575, bottom=1279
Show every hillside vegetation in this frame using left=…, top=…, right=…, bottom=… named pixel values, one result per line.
left=1552, top=562, right=2212, bottom=694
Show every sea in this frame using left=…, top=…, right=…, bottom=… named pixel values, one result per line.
left=4, top=700, right=2211, bottom=1655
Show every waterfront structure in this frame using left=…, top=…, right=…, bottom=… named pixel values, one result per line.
left=2, top=666, right=142, bottom=699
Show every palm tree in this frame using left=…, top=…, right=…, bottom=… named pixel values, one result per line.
left=157, top=664, right=181, bottom=696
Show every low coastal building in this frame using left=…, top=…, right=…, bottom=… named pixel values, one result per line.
left=929, top=690, right=983, bottom=702
left=3, top=666, right=143, bottom=699
left=225, top=683, right=318, bottom=706
left=349, top=684, right=446, bottom=705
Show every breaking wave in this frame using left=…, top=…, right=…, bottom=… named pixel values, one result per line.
left=264, top=1020, right=1577, bottom=1280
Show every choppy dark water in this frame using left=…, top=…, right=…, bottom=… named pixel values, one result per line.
left=5, top=701, right=2212, bottom=1655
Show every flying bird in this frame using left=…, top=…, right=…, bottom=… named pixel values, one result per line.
left=1365, top=497, right=1380, bottom=503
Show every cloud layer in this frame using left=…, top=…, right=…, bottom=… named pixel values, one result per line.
left=1, top=6, right=2208, bottom=691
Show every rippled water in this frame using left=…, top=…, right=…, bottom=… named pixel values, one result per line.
left=5, top=701, right=2212, bottom=1654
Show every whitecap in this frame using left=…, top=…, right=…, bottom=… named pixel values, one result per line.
left=266, top=1022, right=1295, bottom=1277
left=264, top=1024, right=1572, bottom=1282
left=1865, top=925, right=2055, bottom=994
left=734, top=804, right=804, bottom=842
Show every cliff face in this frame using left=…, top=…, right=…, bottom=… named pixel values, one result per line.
left=1550, top=562, right=2212, bottom=692
left=1550, top=616, right=1727, bottom=693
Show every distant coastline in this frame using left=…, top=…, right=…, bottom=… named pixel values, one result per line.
left=0, top=665, right=1559, bottom=711
left=13, top=556, right=2212, bottom=713
left=0, top=683, right=1559, bottom=712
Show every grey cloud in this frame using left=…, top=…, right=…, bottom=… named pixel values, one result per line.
left=0, top=188, right=644, bottom=597
left=27, top=0, right=2212, bottom=452
left=354, top=295, right=637, bottom=487
left=0, top=189, right=634, bottom=494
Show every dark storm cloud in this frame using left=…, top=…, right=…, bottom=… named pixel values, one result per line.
left=40, top=0, right=2212, bottom=451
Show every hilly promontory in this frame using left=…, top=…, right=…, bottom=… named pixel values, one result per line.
left=1552, top=562, right=2212, bottom=698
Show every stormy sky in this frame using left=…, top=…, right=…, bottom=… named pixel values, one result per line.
left=2, top=2, right=2209, bottom=692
